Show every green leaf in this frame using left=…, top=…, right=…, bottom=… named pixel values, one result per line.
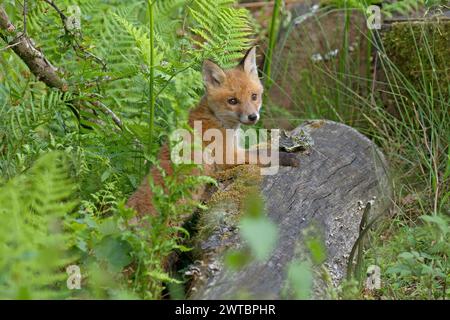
left=305, top=237, right=327, bottom=265
left=243, top=193, right=265, bottom=218
left=398, top=252, right=415, bottom=260
left=172, top=244, right=192, bottom=252
left=224, top=249, right=251, bottom=270
left=420, top=215, right=448, bottom=236
left=101, top=170, right=111, bottom=182
left=94, top=236, right=133, bottom=272
left=147, top=271, right=182, bottom=284
left=286, top=260, right=313, bottom=300
left=240, top=216, right=278, bottom=261
left=98, top=218, right=119, bottom=236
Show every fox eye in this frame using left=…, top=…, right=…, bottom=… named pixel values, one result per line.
left=228, top=98, right=238, bottom=105
left=251, top=93, right=258, bottom=101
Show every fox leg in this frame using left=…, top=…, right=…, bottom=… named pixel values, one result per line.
left=230, top=146, right=299, bottom=168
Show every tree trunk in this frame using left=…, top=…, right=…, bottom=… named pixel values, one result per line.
left=188, top=120, right=391, bottom=299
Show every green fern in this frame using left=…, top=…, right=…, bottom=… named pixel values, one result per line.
left=0, top=152, right=77, bottom=299
left=0, top=1, right=255, bottom=299
left=189, top=0, right=253, bottom=67
left=0, top=89, right=76, bottom=179
left=113, top=13, right=166, bottom=70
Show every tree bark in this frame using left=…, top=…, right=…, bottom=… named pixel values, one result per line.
left=189, top=120, right=391, bottom=299
left=0, top=6, right=66, bottom=90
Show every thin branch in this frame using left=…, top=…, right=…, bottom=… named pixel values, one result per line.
left=42, top=0, right=67, bottom=22
left=90, top=100, right=123, bottom=129
left=23, top=0, right=28, bottom=35
left=0, top=5, right=122, bottom=130
left=0, top=5, right=65, bottom=89
left=41, top=0, right=108, bottom=71
left=0, top=41, right=21, bottom=51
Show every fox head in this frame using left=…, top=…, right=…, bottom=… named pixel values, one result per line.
left=202, top=47, right=263, bottom=128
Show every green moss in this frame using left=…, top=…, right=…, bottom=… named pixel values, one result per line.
left=382, top=21, right=450, bottom=99
left=193, top=165, right=262, bottom=252
left=209, top=165, right=262, bottom=208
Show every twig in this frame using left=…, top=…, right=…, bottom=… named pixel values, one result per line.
left=41, top=0, right=108, bottom=71
left=90, top=100, right=123, bottom=129
left=0, top=41, right=21, bottom=51
left=42, top=0, right=67, bottom=22
left=23, top=0, right=28, bottom=35
left=0, top=5, right=65, bottom=89
left=0, top=5, right=122, bottom=130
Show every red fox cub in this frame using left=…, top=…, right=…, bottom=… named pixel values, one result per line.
left=127, top=47, right=298, bottom=216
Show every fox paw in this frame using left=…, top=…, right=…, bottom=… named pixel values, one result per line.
left=279, top=152, right=300, bottom=167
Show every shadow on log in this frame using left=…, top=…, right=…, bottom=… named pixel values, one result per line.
left=188, top=120, right=392, bottom=299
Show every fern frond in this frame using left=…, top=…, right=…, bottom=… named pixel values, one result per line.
left=112, top=13, right=165, bottom=68
left=0, top=152, right=77, bottom=299
left=189, top=0, right=253, bottom=68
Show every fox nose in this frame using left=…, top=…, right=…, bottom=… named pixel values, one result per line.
left=248, top=113, right=258, bottom=122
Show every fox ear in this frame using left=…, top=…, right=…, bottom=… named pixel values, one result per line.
left=239, top=47, right=258, bottom=77
left=202, top=60, right=226, bottom=87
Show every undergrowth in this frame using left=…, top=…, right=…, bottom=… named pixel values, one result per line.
left=0, top=0, right=448, bottom=300
left=264, top=0, right=449, bottom=299
left=0, top=0, right=252, bottom=299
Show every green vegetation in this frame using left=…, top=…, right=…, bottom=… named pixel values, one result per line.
left=0, top=0, right=448, bottom=300
left=265, top=1, right=449, bottom=299
left=0, top=152, right=75, bottom=299
left=382, top=22, right=450, bottom=100
left=0, top=0, right=252, bottom=299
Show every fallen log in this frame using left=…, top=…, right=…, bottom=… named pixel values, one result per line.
left=187, top=120, right=391, bottom=299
